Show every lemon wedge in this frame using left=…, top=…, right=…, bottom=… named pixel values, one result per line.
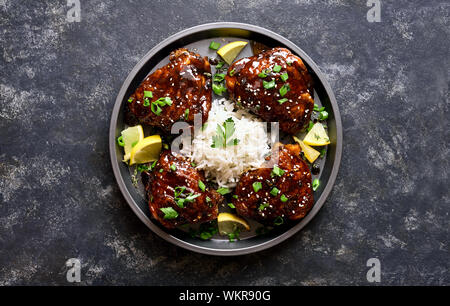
left=217, top=212, right=250, bottom=235
left=121, top=125, right=144, bottom=162
left=303, top=123, right=330, bottom=146
left=129, top=135, right=162, bottom=165
left=217, top=41, right=248, bottom=65
left=293, top=136, right=320, bottom=163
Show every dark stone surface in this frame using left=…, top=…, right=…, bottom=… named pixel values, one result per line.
left=0, top=0, right=448, bottom=285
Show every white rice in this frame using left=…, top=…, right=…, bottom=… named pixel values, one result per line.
left=181, top=98, right=270, bottom=187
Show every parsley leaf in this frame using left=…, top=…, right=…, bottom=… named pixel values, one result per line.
left=211, top=118, right=240, bottom=148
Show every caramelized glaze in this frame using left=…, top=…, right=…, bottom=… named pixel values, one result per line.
left=225, top=47, right=314, bottom=134
left=127, top=48, right=211, bottom=133
left=232, top=143, right=314, bottom=225
left=144, top=150, right=223, bottom=229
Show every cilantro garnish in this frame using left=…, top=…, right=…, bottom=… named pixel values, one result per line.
left=211, top=118, right=240, bottom=148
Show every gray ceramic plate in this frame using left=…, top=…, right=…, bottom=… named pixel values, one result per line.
left=109, top=22, right=342, bottom=256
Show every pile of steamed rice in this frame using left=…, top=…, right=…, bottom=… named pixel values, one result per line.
left=181, top=98, right=270, bottom=188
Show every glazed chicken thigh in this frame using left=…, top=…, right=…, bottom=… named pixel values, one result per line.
left=143, top=150, right=223, bottom=229
left=232, top=143, right=314, bottom=225
left=225, top=47, right=314, bottom=134
left=126, top=48, right=212, bottom=133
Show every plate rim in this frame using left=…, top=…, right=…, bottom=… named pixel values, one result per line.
left=109, top=22, right=343, bottom=256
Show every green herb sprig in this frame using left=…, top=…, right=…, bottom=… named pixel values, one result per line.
left=211, top=118, right=240, bottom=148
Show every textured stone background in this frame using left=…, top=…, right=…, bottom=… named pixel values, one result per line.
left=0, top=0, right=448, bottom=285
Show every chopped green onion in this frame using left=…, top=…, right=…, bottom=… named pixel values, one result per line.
left=212, top=83, right=227, bottom=95
left=307, top=121, right=314, bottom=132
left=143, top=98, right=150, bottom=107
left=209, top=41, right=221, bottom=50
left=151, top=160, right=157, bottom=170
left=217, top=187, right=231, bottom=195
left=313, top=104, right=320, bottom=111
left=143, top=90, right=153, bottom=98
left=176, top=198, right=185, bottom=208
left=279, top=83, right=290, bottom=97
left=273, top=64, right=282, bottom=72
left=320, top=148, right=326, bottom=158
left=280, top=72, right=289, bottom=82
left=127, top=98, right=133, bottom=103
left=117, top=135, right=124, bottom=147
left=206, top=196, right=212, bottom=203
left=272, top=165, right=285, bottom=177
left=159, top=168, right=164, bottom=173
left=154, top=96, right=172, bottom=106
left=185, top=193, right=200, bottom=202
left=198, top=180, right=206, bottom=192
left=270, top=187, right=280, bottom=196
left=191, top=162, right=196, bottom=167
left=258, top=69, right=270, bottom=78
left=163, top=143, right=169, bottom=150
left=170, top=164, right=176, bottom=171
left=229, top=68, right=235, bottom=76
left=160, top=207, right=178, bottom=219
left=151, top=102, right=162, bottom=115
left=232, top=195, right=238, bottom=199
left=184, top=108, right=189, bottom=120
left=174, top=186, right=186, bottom=198
left=286, top=61, right=292, bottom=66
left=252, top=181, right=262, bottom=192
left=216, top=61, right=225, bottom=69
left=319, top=110, right=329, bottom=120
left=273, top=216, right=284, bottom=226
left=213, top=73, right=226, bottom=82
left=312, top=179, right=320, bottom=191
left=258, top=202, right=269, bottom=211
left=263, top=79, right=275, bottom=89
left=280, top=194, right=288, bottom=202
left=277, top=98, right=288, bottom=104
left=176, top=192, right=200, bottom=208
left=228, top=230, right=240, bottom=242
left=131, top=140, right=138, bottom=147
left=228, top=203, right=235, bottom=209
left=199, top=231, right=213, bottom=240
